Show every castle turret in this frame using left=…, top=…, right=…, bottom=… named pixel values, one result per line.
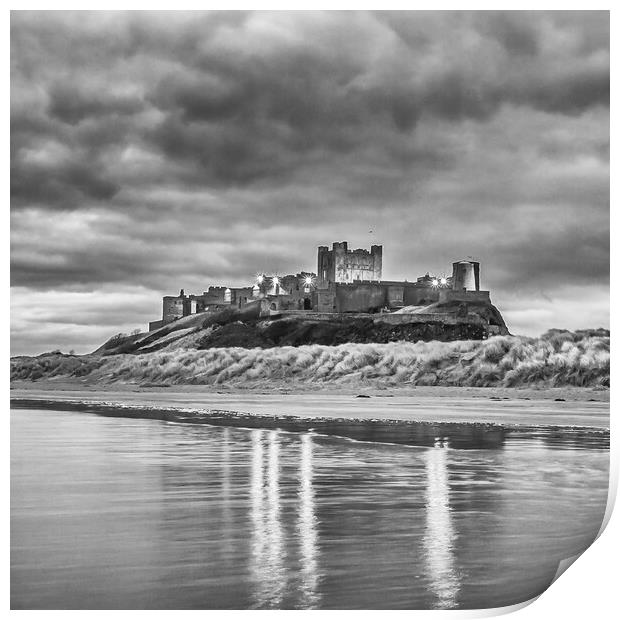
left=452, top=260, right=480, bottom=291
left=163, top=295, right=184, bottom=323
left=317, top=245, right=333, bottom=288
left=371, top=245, right=383, bottom=281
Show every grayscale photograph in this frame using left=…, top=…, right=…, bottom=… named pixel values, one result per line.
left=10, top=10, right=610, bottom=611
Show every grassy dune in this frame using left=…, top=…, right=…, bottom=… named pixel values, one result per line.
left=11, top=329, right=609, bottom=389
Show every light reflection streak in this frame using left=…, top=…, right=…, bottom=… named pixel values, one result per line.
left=221, top=428, right=232, bottom=559
left=249, top=429, right=286, bottom=608
left=266, top=431, right=286, bottom=606
left=297, top=433, right=320, bottom=608
left=249, top=429, right=266, bottom=607
left=423, top=443, right=460, bottom=609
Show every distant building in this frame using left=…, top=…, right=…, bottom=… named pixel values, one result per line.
left=148, top=244, right=492, bottom=330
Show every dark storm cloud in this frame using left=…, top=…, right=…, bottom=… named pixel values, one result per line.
left=482, top=12, right=542, bottom=56
left=11, top=158, right=120, bottom=204
left=10, top=11, right=609, bottom=352
left=11, top=11, right=610, bottom=199
left=47, top=82, right=145, bottom=125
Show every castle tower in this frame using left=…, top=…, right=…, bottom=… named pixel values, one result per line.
left=371, top=245, right=383, bottom=281
left=333, top=242, right=348, bottom=282
left=162, top=295, right=184, bottom=323
left=317, top=245, right=333, bottom=288
left=317, top=241, right=383, bottom=286
left=452, top=260, right=480, bottom=291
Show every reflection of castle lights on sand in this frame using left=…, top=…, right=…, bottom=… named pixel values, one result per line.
left=298, top=433, right=320, bottom=608
left=249, top=429, right=286, bottom=608
left=221, top=428, right=233, bottom=558
left=423, top=445, right=460, bottom=609
left=250, top=430, right=267, bottom=608
left=266, top=431, right=285, bottom=607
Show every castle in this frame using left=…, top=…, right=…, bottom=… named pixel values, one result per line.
left=149, top=242, right=495, bottom=332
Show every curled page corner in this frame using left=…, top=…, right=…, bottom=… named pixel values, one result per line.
left=551, top=551, right=583, bottom=585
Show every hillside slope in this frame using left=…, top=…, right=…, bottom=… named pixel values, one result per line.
left=92, top=300, right=507, bottom=357
left=11, top=329, right=610, bottom=389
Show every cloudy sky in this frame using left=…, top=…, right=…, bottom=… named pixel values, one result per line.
left=11, top=11, right=609, bottom=355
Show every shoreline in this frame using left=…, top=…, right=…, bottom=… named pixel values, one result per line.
left=10, top=396, right=609, bottom=450
left=10, top=383, right=610, bottom=448
left=9, top=379, right=610, bottom=402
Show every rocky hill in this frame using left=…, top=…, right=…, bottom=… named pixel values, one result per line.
left=90, top=298, right=509, bottom=357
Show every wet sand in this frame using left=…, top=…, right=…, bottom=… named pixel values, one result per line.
left=10, top=379, right=610, bottom=402
left=10, top=384, right=609, bottom=430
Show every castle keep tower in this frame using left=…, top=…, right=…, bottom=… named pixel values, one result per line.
left=317, top=242, right=382, bottom=288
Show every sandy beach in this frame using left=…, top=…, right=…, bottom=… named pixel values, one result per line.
left=10, top=381, right=610, bottom=429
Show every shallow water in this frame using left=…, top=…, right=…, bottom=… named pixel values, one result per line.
left=11, top=408, right=609, bottom=609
